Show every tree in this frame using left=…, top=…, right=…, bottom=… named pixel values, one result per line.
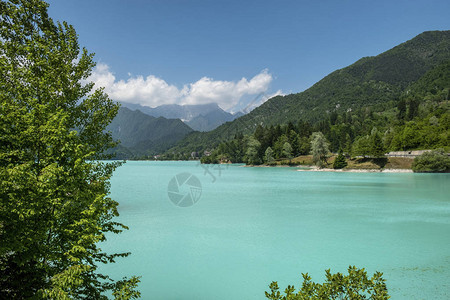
left=343, top=133, right=353, bottom=155
left=273, top=134, right=289, bottom=159
left=352, top=135, right=371, bottom=157
left=0, top=0, right=139, bottom=298
left=370, top=132, right=386, bottom=158
left=412, top=149, right=450, bottom=172
left=289, top=130, right=300, bottom=156
left=397, top=98, right=407, bottom=120
left=407, top=98, right=419, bottom=120
left=245, top=136, right=261, bottom=165
left=265, top=266, right=390, bottom=300
left=297, top=136, right=311, bottom=155
left=310, top=132, right=330, bottom=167
left=282, top=142, right=293, bottom=162
left=333, top=149, right=348, bottom=169
left=264, top=147, right=274, bottom=164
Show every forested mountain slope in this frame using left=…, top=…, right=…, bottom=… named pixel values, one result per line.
left=167, top=30, right=450, bottom=155
left=199, top=59, right=449, bottom=164
left=106, top=107, right=193, bottom=158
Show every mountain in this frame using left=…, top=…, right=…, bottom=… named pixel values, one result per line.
left=201, top=58, right=450, bottom=164
left=167, top=30, right=450, bottom=154
left=185, top=109, right=238, bottom=131
left=106, top=107, right=193, bottom=158
left=120, top=102, right=243, bottom=131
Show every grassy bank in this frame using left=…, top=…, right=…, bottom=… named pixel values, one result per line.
left=268, top=155, right=414, bottom=170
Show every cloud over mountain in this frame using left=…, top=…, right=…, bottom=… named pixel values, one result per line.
left=88, top=63, right=276, bottom=111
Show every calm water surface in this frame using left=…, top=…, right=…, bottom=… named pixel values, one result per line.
left=102, top=161, right=450, bottom=299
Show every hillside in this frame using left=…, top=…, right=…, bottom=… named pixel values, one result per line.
left=106, top=107, right=193, bottom=158
left=196, top=58, right=449, bottom=165
left=167, top=30, right=450, bottom=155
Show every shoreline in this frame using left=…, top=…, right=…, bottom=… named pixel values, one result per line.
left=296, top=166, right=413, bottom=173
left=242, top=163, right=414, bottom=172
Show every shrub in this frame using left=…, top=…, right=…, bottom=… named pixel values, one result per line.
left=412, top=149, right=450, bottom=172
left=265, top=266, right=389, bottom=300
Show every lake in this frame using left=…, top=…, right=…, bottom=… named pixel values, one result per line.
left=102, top=161, right=450, bottom=299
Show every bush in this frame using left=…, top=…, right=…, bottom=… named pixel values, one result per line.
left=265, top=266, right=389, bottom=300
left=412, top=149, right=450, bottom=172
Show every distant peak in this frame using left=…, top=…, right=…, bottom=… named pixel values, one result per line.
left=184, top=103, right=220, bottom=109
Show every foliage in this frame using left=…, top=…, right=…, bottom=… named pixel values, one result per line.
left=265, top=147, right=274, bottom=163
left=265, top=266, right=390, bottom=300
left=164, top=31, right=450, bottom=157
left=192, top=93, right=448, bottom=166
left=0, top=0, right=139, bottom=298
left=369, top=131, right=386, bottom=158
left=352, top=135, right=371, bottom=157
left=333, top=150, right=348, bottom=169
left=397, top=98, right=407, bottom=120
left=157, top=34, right=450, bottom=166
left=282, top=142, right=293, bottom=160
left=311, top=132, right=330, bottom=167
left=112, top=276, right=141, bottom=300
left=411, top=149, right=450, bottom=172
left=405, top=60, right=450, bottom=101
left=245, top=136, right=261, bottom=165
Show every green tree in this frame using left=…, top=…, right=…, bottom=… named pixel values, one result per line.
left=343, top=133, right=353, bottom=155
left=0, top=0, right=139, bottom=298
left=264, top=147, right=274, bottom=164
left=407, top=98, right=420, bottom=120
left=397, top=98, right=407, bottom=120
left=352, top=135, right=371, bottom=157
left=310, top=132, right=329, bottom=167
left=333, top=150, right=348, bottom=169
left=282, top=142, right=293, bottom=162
left=265, top=266, right=390, bottom=300
left=412, top=149, right=450, bottom=172
left=289, top=130, right=300, bottom=156
left=245, top=136, right=261, bottom=165
left=273, top=134, right=289, bottom=159
left=298, top=136, right=311, bottom=155
left=370, top=132, right=386, bottom=158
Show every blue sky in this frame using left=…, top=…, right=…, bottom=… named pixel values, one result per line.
left=47, top=0, right=449, bottom=112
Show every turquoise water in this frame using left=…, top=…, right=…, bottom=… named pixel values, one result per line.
left=103, top=161, right=450, bottom=299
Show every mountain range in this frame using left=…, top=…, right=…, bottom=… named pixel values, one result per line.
left=120, top=102, right=244, bottom=131
left=106, top=30, right=449, bottom=159
left=105, top=107, right=193, bottom=158
left=166, top=30, right=450, bottom=155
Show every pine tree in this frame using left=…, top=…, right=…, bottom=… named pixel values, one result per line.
left=370, top=132, right=386, bottom=158
left=333, top=150, right=348, bottom=169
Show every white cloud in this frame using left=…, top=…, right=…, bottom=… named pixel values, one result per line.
left=88, top=63, right=278, bottom=111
